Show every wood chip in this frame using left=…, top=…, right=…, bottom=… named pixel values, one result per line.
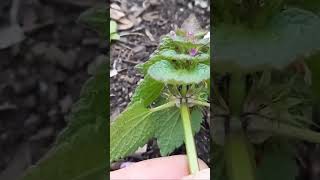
left=142, top=11, right=159, bottom=22
left=145, top=29, right=155, bottom=42
left=118, top=18, right=134, bottom=30
left=110, top=8, right=125, bottom=21
left=110, top=3, right=121, bottom=11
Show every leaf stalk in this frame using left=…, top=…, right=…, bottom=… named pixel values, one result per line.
left=150, top=101, right=176, bottom=112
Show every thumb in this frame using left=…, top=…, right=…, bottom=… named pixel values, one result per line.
left=181, top=168, right=210, bottom=180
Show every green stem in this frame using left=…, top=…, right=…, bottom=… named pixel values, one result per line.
left=226, top=72, right=256, bottom=180
left=191, top=99, right=210, bottom=107
left=229, top=72, right=246, bottom=116
left=180, top=102, right=199, bottom=174
left=150, top=101, right=176, bottom=112
left=181, top=85, right=188, bottom=97
left=225, top=131, right=256, bottom=180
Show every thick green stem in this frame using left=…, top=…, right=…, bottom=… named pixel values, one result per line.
left=229, top=72, right=246, bottom=116
left=225, top=131, right=256, bottom=180
left=180, top=102, right=199, bottom=174
left=225, top=72, right=256, bottom=180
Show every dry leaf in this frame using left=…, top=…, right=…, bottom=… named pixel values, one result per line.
left=118, top=18, right=134, bottom=30
left=110, top=8, right=125, bottom=21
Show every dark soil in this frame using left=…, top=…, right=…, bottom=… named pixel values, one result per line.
left=0, top=0, right=106, bottom=179
left=110, top=0, right=210, bottom=169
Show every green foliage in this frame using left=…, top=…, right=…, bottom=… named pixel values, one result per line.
left=110, top=20, right=120, bottom=41
left=78, top=7, right=107, bottom=37
left=22, top=63, right=107, bottom=180
left=214, top=8, right=320, bottom=73
left=213, top=2, right=320, bottom=180
left=148, top=60, right=210, bottom=84
left=129, top=75, right=164, bottom=106
left=21, top=7, right=108, bottom=180
left=110, top=102, right=154, bottom=162
left=154, top=107, right=203, bottom=155
left=110, top=15, right=210, bottom=166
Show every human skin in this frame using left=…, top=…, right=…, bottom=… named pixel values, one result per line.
left=110, top=155, right=210, bottom=180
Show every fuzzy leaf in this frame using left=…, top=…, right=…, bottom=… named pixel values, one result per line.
left=154, top=107, right=203, bottom=155
left=148, top=60, right=210, bottom=84
left=159, top=49, right=209, bottom=62
left=213, top=8, right=320, bottom=73
left=129, top=75, right=164, bottom=106
left=22, top=64, right=107, bottom=180
left=136, top=50, right=209, bottom=74
left=135, top=53, right=163, bottom=74
left=110, top=102, right=155, bottom=162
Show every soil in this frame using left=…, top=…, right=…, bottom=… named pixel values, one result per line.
left=0, top=0, right=106, bottom=179
left=110, top=0, right=211, bottom=169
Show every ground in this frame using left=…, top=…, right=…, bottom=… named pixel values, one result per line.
left=0, top=0, right=105, bottom=178
left=109, top=0, right=210, bottom=170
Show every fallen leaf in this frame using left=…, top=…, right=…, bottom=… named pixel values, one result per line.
left=118, top=18, right=134, bottom=30
left=110, top=8, right=125, bottom=20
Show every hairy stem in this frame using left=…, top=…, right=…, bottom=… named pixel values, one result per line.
left=180, top=102, right=199, bottom=174
left=191, top=99, right=210, bottom=107
left=150, top=101, right=176, bottom=112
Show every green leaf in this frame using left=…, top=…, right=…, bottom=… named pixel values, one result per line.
left=148, top=60, right=210, bottom=84
left=136, top=50, right=209, bottom=74
left=250, top=120, right=320, bottom=143
left=110, top=102, right=155, bottom=162
left=135, top=53, right=163, bottom=74
left=110, top=33, right=120, bottom=41
left=159, top=49, right=209, bottom=62
left=78, top=7, right=107, bottom=37
left=213, top=8, right=320, bottom=73
left=110, top=20, right=117, bottom=34
left=22, top=64, right=107, bottom=180
left=257, top=142, right=298, bottom=180
left=153, top=107, right=203, bottom=155
left=129, top=75, right=164, bottom=106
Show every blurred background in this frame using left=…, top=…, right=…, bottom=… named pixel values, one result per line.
left=0, top=0, right=106, bottom=179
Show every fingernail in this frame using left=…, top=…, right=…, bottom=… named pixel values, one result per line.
left=120, top=162, right=135, bottom=169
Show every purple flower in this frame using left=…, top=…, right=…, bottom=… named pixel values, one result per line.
left=189, top=48, right=198, bottom=56
left=187, top=31, right=193, bottom=37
